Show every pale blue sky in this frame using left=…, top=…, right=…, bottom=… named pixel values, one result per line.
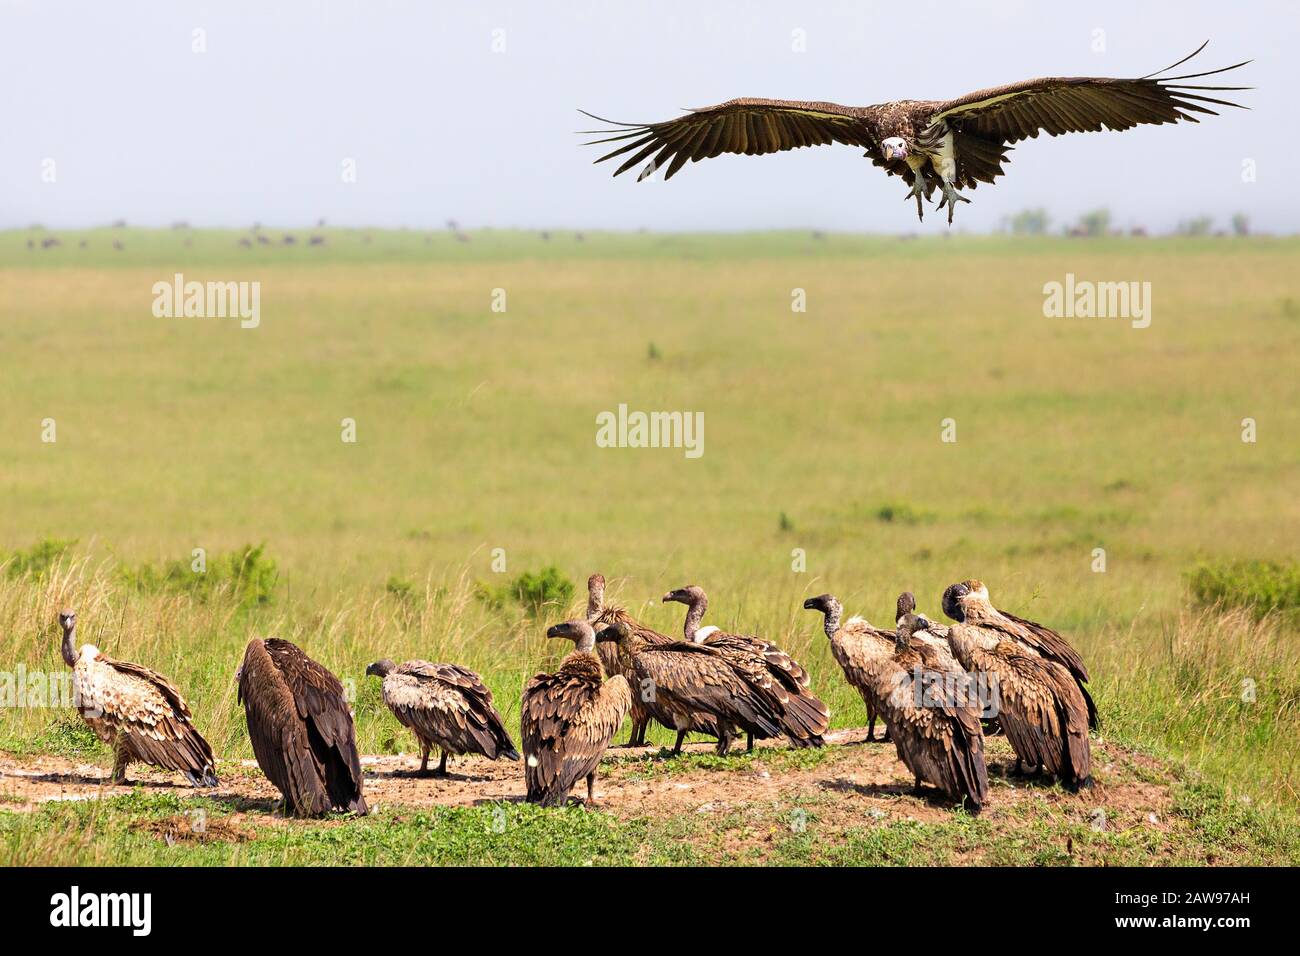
left=1, top=0, right=1293, bottom=233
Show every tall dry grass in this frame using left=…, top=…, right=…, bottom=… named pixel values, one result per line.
left=2, top=553, right=1296, bottom=815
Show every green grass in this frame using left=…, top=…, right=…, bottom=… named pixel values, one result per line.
left=1, top=228, right=1297, bottom=863
left=2, top=771, right=1292, bottom=867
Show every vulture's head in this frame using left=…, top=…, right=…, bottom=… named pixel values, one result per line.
left=662, top=585, right=705, bottom=606
left=546, top=619, right=596, bottom=646
left=802, top=593, right=840, bottom=617
left=595, top=621, right=629, bottom=644
left=896, top=611, right=931, bottom=648
left=587, top=572, right=606, bottom=596
left=942, top=580, right=988, bottom=622
left=895, top=591, right=917, bottom=624
left=881, top=137, right=909, bottom=162
left=57, top=609, right=76, bottom=633
left=365, top=659, right=396, bottom=679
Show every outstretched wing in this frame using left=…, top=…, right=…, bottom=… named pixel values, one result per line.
left=930, top=42, right=1249, bottom=143
left=581, top=99, right=876, bottom=181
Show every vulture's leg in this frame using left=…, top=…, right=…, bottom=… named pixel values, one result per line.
left=715, top=727, right=732, bottom=756
left=866, top=707, right=876, bottom=742
left=745, top=732, right=755, bottom=754
left=418, top=745, right=430, bottom=776
left=435, top=750, right=449, bottom=777
left=110, top=746, right=129, bottom=785
left=1013, top=757, right=1024, bottom=776
left=903, top=175, right=929, bottom=222
left=936, top=181, right=971, bottom=225
left=586, top=771, right=597, bottom=807
left=913, top=775, right=925, bottom=796
left=671, top=730, right=687, bottom=756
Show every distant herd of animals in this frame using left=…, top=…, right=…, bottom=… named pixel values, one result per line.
left=52, top=573, right=1097, bottom=816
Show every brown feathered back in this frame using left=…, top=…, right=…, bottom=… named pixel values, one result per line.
left=78, top=653, right=218, bottom=785
left=520, top=651, right=631, bottom=807
left=238, top=638, right=368, bottom=816
left=382, top=661, right=519, bottom=760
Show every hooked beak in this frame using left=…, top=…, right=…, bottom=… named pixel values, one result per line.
left=802, top=598, right=818, bottom=610
left=544, top=624, right=567, bottom=639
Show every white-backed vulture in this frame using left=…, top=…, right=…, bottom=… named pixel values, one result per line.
left=663, top=585, right=828, bottom=750
left=885, top=614, right=989, bottom=811
left=521, top=620, right=631, bottom=807
left=943, top=581, right=1097, bottom=729
left=237, top=638, right=368, bottom=816
left=894, top=592, right=963, bottom=674
left=58, top=610, right=217, bottom=787
left=366, top=659, right=519, bottom=775
left=802, top=594, right=897, bottom=742
left=595, top=619, right=819, bottom=754
left=942, top=581, right=1093, bottom=789
left=584, top=572, right=703, bottom=746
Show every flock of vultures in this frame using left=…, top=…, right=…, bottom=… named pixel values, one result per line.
left=52, top=573, right=1095, bottom=816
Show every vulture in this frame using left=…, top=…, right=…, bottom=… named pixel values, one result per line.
left=894, top=591, right=962, bottom=676
left=802, top=594, right=897, bottom=742
left=521, top=619, right=631, bottom=807
left=365, top=659, right=519, bottom=775
left=942, top=581, right=1092, bottom=790
left=596, top=619, right=819, bottom=755
left=237, top=638, right=368, bottom=816
left=57, top=610, right=217, bottom=787
left=943, top=581, right=1096, bottom=729
left=581, top=42, right=1249, bottom=223
left=663, top=584, right=828, bottom=751
left=585, top=567, right=717, bottom=749
left=885, top=613, right=989, bottom=811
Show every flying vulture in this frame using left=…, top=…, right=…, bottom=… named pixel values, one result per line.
left=802, top=594, right=897, bottom=742
left=581, top=42, right=1249, bottom=222
left=584, top=572, right=683, bottom=746
left=942, top=581, right=1092, bottom=790
left=521, top=619, right=632, bottom=807
left=58, top=610, right=218, bottom=787
left=663, top=584, right=827, bottom=750
left=365, top=659, right=519, bottom=775
left=237, top=638, right=369, bottom=816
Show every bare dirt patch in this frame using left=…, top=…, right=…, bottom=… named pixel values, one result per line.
left=0, top=728, right=1172, bottom=841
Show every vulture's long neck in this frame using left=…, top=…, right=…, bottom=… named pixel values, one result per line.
left=821, top=600, right=842, bottom=640
left=585, top=587, right=604, bottom=622
left=682, top=595, right=707, bottom=641
left=61, top=625, right=78, bottom=668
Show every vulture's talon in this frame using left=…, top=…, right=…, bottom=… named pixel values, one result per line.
left=937, top=182, right=971, bottom=225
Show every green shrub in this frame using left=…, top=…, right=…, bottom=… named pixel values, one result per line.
left=118, top=544, right=277, bottom=608
left=477, top=566, right=574, bottom=615
left=5, top=538, right=76, bottom=580
left=1186, top=560, right=1300, bottom=618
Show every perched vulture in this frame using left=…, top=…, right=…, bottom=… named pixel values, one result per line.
left=237, top=638, right=368, bottom=816
left=58, top=610, right=217, bottom=787
left=894, top=592, right=963, bottom=676
left=663, top=585, right=828, bottom=750
left=584, top=572, right=687, bottom=746
left=366, top=659, right=519, bottom=775
left=521, top=620, right=632, bottom=807
left=582, top=42, right=1249, bottom=222
left=942, top=581, right=1092, bottom=790
left=596, top=619, right=818, bottom=755
left=885, top=614, right=989, bottom=811
left=802, top=594, right=897, bottom=742
left=945, top=582, right=1096, bottom=729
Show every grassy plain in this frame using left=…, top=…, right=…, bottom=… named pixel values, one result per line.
left=1, top=228, right=1296, bottom=863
